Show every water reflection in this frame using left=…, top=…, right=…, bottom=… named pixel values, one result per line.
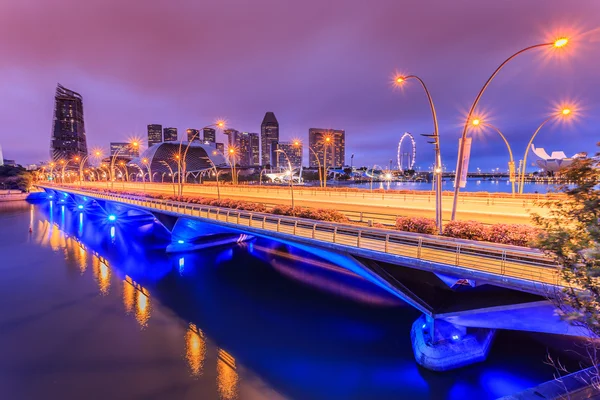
left=92, top=256, right=110, bottom=295
left=217, top=349, right=239, bottom=400
left=16, top=199, right=575, bottom=400
left=185, top=323, right=206, bottom=377
left=122, top=276, right=151, bottom=328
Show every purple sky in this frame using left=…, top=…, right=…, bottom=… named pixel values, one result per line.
left=1, top=0, right=599, bottom=170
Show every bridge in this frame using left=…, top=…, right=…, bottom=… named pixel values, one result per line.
left=37, top=184, right=586, bottom=372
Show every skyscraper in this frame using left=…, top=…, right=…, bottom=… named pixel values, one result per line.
left=309, top=128, right=345, bottom=168
left=187, top=129, right=201, bottom=142
left=260, top=112, right=279, bottom=166
left=238, top=132, right=252, bottom=166
left=215, top=143, right=225, bottom=154
left=163, top=127, right=178, bottom=142
left=249, top=132, right=260, bottom=166
left=203, top=128, right=216, bottom=143
left=147, top=124, right=163, bottom=147
left=223, top=129, right=240, bottom=147
left=50, top=84, right=88, bottom=161
left=110, top=142, right=140, bottom=158
left=275, top=142, right=303, bottom=169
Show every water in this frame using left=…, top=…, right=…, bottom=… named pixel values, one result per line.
left=325, top=178, right=559, bottom=194
left=0, top=200, right=576, bottom=399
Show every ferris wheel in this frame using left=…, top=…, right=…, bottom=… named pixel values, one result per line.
left=397, top=132, right=417, bottom=172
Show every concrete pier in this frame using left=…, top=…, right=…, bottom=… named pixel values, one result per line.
left=411, top=314, right=495, bottom=371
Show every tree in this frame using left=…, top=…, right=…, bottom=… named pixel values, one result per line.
left=533, top=142, right=600, bottom=336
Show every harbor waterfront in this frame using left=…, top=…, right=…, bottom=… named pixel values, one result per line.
left=0, top=199, right=585, bottom=399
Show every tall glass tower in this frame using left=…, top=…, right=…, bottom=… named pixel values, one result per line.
left=50, top=84, right=88, bottom=161
left=147, top=124, right=163, bottom=147
left=260, top=112, right=279, bottom=166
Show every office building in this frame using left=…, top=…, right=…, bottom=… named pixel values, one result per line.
left=249, top=132, right=260, bottom=165
left=187, top=129, right=201, bottom=142
left=203, top=128, right=216, bottom=143
left=275, top=141, right=303, bottom=169
left=110, top=142, right=140, bottom=158
left=147, top=124, right=163, bottom=147
left=50, top=84, right=88, bottom=161
left=260, top=112, right=279, bottom=166
left=223, top=129, right=240, bottom=147
left=215, top=143, right=225, bottom=154
left=309, top=128, right=345, bottom=168
left=163, top=127, right=178, bottom=142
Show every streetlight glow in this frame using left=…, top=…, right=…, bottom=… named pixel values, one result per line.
left=395, top=76, right=405, bottom=84
left=471, top=118, right=481, bottom=126
left=561, top=108, right=571, bottom=115
left=554, top=37, right=568, bottom=48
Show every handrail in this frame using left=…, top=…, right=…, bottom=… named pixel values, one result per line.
left=38, top=184, right=560, bottom=286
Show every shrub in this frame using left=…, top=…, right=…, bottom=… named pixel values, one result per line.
left=395, top=216, right=437, bottom=235
left=443, top=220, right=487, bottom=241
left=484, top=223, right=540, bottom=247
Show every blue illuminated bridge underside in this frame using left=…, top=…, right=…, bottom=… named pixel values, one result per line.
left=38, top=185, right=591, bottom=372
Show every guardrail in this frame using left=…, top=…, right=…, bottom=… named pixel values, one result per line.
left=72, top=181, right=558, bottom=208
left=42, top=185, right=561, bottom=288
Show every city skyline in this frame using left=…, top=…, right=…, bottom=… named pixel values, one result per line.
left=1, top=0, right=599, bottom=170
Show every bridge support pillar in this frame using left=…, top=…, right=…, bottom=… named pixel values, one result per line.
left=410, top=314, right=495, bottom=371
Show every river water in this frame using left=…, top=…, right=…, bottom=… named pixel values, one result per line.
left=0, top=200, right=576, bottom=399
left=327, top=178, right=558, bottom=194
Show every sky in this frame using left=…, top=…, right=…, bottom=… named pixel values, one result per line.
left=0, top=0, right=599, bottom=171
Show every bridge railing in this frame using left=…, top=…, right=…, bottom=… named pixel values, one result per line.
left=45, top=185, right=562, bottom=287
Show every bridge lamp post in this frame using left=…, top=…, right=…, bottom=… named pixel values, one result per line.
left=110, top=140, right=139, bottom=188
left=204, top=152, right=222, bottom=201
left=469, top=118, right=517, bottom=196
left=451, top=36, right=570, bottom=220
left=518, top=107, right=574, bottom=194
left=322, top=134, right=333, bottom=188
left=275, top=149, right=296, bottom=213
left=141, top=158, right=152, bottom=184
left=295, top=139, right=322, bottom=188
left=227, top=147, right=238, bottom=186
left=59, top=159, right=71, bottom=184
left=160, top=161, right=178, bottom=197
left=394, top=74, right=443, bottom=234
left=178, top=120, right=226, bottom=198
left=48, top=162, right=56, bottom=182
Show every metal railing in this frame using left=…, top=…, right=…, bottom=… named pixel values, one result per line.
left=41, top=185, right=562, bottom=287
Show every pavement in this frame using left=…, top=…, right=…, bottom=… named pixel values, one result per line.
left=73, top=181, right=552, bottom=226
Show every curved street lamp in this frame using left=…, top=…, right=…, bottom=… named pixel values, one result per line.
left=518, top=107, right=573, bottom=193
left=322, top=134, right=333, bottom=188
left=275, top=149, right=296, bottom=212
left=160, top=160, right=178, bottom=197
left=451, top=37, right=570, bottom=219
left=394, top=74, right=443, bottom=233
left=204, top=152, right=222, bottom=201
left=470, top=118, right=516, bottom=196
left=294, top=139, right=322, bottom=187
left=110, top=140, right=139, bottom=188
left=177, top=121, right=225, bottom=197
left=59, top=159, right=71, bottom=184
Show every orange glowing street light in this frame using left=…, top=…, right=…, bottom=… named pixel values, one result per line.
left=469, top=117, right=517, bottom=195
left=518, top=105, right=577, bottom=193
left=392, top=73, right=443, bottom=233
left=451, top=33, right=571, bottom=219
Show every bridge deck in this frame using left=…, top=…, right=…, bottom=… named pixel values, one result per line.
left=40, top=185, right=563, bottom=290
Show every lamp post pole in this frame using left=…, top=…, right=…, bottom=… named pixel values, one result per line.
left=178, top=122, right=224, bottom=198
left=276, top=149, right=295, bottom=213
left=475, top=121, right=517, bottom=196
left=395, top=74, right=443, bottom=233
left=307, top=146, right=322, bottom=187
left=518, top=114, right=564, bottom=194
left=451, top=39, right=568, bottom=220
